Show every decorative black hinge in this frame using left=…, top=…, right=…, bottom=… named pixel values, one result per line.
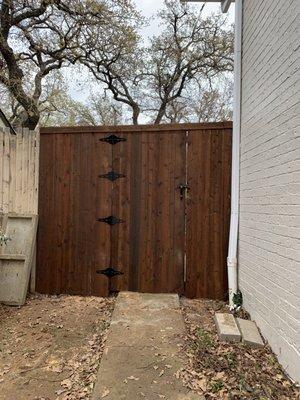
left=97, top=215, right=124, bottom=225
left=99, top=134, right=126, bottom=145
left=99, top=170, right=126, bottom=182
left=97, top=267, right=124, bottom=278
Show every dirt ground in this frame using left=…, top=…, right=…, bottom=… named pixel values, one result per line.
left=0, top=295, right=299, bottom=400
left=180, top=298, right=300, bottom=400
left=0, top=294, right=114, bottom=400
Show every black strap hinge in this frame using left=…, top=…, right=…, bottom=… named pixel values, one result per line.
left=99, top=170, right=126, bottom=182
left=97, top=267, right=124, bottom=278
left=99, top=134, right=126, bottom=145
left=97, top=216, right=124, bottom=225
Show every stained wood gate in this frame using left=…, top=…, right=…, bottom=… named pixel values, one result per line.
left=37, top=122, right=232, bottom=299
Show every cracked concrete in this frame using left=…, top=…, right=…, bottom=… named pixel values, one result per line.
left=91, top=292, right=201, bottom=400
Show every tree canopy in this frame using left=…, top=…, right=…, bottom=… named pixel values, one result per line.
left=81, top=0, right=233, bottom=124
left=0, top=0, right=137, bottom=128
left=0, top=0, right=234, bottom=128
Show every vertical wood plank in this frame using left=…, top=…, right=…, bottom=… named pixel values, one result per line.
left=33, top=130, right=40, bottom=214
left=15, top=130, right=23, bottom=213
left=0, top=129, right=4, bottom=214
left=22, top=128, right=29, bottom=213
left=27, top=131, right=33, bottom=212
left=3, top=128, right=11, bottom=214
left=8, top=133, right=16, bottom=213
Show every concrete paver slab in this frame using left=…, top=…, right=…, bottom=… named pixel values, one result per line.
left=92, top=292, right=201, bottom=400
left=237, top=318, right=264, bottom=348
left=214, top=313, right=241, bottom=342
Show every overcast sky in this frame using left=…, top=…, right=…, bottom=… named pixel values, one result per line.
left=134, top=0, right=235, bottom=39
left=68, top=1, right=235, bottom=102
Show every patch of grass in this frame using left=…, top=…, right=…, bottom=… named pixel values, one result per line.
left=99, top=321, right=110, bottom=330
left=238, top=376, right=246, bottom=392
left=195, top=328, right=213, bottom=350
left=254, top=361, right=262, bottom=372
left=266, top=353, right=277, bottom=366
left=224, top=351, right=236, bottom=368
left=210, top=379, right=224, bottom=393
left=187, top=341, right=198, bottom=352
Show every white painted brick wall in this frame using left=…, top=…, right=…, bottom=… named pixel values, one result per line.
left=239, top=0, right=300, bottom=382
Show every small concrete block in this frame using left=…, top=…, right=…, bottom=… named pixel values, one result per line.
left=237, top=318, right=264, bottom=348
left=215, top=313, right=241, bottom=342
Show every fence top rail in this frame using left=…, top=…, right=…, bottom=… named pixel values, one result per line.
left=0, top=127, right=38, bottom=135
left=40, top=121, right=232, bottom=135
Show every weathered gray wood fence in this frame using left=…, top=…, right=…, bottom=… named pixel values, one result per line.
left=0, top=128, right=39, bottom=216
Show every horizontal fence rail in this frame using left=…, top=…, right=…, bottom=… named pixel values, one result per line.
left=40, top=122, right=233, bottom=134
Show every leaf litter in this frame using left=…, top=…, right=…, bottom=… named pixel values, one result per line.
left=0, top=293, right=114, bottom=400
left=179, top=298, right=300, bottom=400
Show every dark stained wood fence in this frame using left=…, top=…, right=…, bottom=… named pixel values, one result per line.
left=37, top=122, right=232, bottom=299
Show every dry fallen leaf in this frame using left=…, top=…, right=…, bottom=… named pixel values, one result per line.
left=101, top=388, right=110, bottom=398
left=127, top=375, right=139, bottom=381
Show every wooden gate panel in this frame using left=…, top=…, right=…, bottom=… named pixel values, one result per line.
left=109, top=131, right=186, bottom=293
left=185, top=128, right=232, bottom=299
left=37, top=133, right=111, bottom=296
left=38, top=123, right=232, bottom=299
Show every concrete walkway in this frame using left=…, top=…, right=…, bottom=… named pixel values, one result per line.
left=92, top=292, right=201, bottom=400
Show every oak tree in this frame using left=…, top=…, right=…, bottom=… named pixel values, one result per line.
left=82, top=0, right=234, bottom=124
left=0, top=0, right=136, bottom=128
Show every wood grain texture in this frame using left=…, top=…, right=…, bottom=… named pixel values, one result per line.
left=185, top=128, right=232, bottom=299
left=109, top=131, right=186, bottom=294
left=0, top=128, right=39, bottom=216
left=37, top=124, right=232, bottom=299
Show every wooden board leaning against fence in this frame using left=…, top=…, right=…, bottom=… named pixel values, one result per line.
left=0, top=214, right=38, bottom=305
left=0, top=128, right=40, bottom=304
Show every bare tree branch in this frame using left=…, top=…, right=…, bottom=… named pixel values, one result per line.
left=0, top=0, right=136, bottom=128
left=81, top=0, right=233, bottom=125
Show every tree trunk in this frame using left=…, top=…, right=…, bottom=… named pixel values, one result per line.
left=154, top=105, right=166, bottom=124
left=132, top=105, right=140, bottom=125
left=12, top=109, right=40, bottom=130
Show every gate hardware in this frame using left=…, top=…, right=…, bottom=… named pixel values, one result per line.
left=97, top=267, right=124, bottom=278
left=178, top=184, right=190, bottom=200
left=99, top=170, right=126, bottom=181
left=97, top=216, right=124, bottom=225
left=99, top=134, right=127, bottom=145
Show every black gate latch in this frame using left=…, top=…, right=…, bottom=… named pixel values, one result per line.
left=178, top=183, right=190, bottom=200
left=97, top=267, right=124, bottom=278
